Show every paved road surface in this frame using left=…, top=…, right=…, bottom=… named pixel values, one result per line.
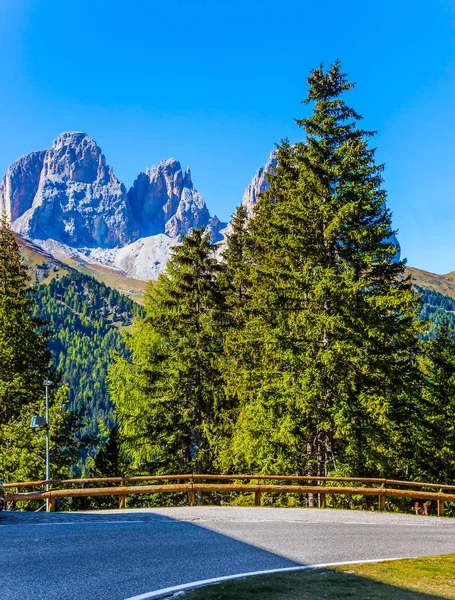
left=1, top=507, right=455, bottom=600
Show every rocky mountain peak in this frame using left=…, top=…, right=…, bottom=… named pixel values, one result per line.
left=183, top=167, right=192, bottom=188
left=43, top=131, right=114, bottom=185
left=128, top=158, right=225, bottom=241
left=242, top=150, right=277, bottom=218
left=0, top=150, right=46, bottom=221
left=10, top=132, right=135, bottom=248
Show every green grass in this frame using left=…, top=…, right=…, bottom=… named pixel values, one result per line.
left=184, top=554, right=455, bottom=599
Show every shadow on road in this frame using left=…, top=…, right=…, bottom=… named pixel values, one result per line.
left=0, top=509, right=452, bottom=600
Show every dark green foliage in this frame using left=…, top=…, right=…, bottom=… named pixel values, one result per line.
left=32, top=271, right=143, bottom=436
left=0, top=217, right=89, bottom=485
left=109, top=228, right=227, bottom=475
left=221, top=205, right=251, bottom=315
left=416, top=321, right=455, bottom=486
left=0, top=215, right=54, bottom=423
left=220, top=61, right=422, bottom=478
left=416, top=285, right=455, bottom=338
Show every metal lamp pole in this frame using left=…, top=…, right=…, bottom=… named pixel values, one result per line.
left=44, top=380, right=53, bottom=511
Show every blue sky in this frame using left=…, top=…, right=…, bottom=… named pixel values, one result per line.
left=1, top=0, right=454, bottom=273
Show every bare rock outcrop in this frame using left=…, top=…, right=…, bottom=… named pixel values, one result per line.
left=128, top=159, right=225, bottom=241
left=12, top=132, right=137, bottom=248
left=0, top=150, right=46, bottom=221
left=241, top=151, right=277, bottom=218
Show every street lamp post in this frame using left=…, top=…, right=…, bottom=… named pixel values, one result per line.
left=43, top=380, right=53, bottom=511
left=30, top=380, right=54, bottom=512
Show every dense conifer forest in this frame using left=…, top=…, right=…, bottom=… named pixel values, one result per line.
left=417, top=285, right=455, bottom=337
left=3, top=62, right=455, bottom=510
left=32, top=272, right=142, bottom=436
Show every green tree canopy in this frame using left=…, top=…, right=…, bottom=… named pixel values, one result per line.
left=0, top=216, right=54, bottom=423
left=221, top=61, right=422, bottom=478
left=109, top=228, right=227, bottom=475
left=418, top=320, right=455, bottom=484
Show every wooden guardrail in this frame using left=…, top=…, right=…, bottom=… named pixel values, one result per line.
left=4, top=474, right=455, bottom=516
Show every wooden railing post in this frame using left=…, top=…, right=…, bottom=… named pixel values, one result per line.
left=119, top=477, right=127, bottom=509
left=254, top=490, right=261, bottom=507
left=319, top=493, right=326, bottom=508
left=48, top=496, right=56, bottom=512
left=188, top=475, right=195, bottom=506
left=437, top=494, right=445, bottom=517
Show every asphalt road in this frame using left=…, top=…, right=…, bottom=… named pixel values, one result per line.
left=1, top=507, right=455, bottom=600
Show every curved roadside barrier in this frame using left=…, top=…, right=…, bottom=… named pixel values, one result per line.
left=4, top=474, right=455, bottom=515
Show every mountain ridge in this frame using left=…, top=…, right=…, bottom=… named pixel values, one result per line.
left=2, top=132, right=400, bottom=282
left=1, top=131, right=226, bottom=251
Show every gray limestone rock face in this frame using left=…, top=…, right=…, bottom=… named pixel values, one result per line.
left=2, top=132, right=227, bottom=261
left=129, top=159, right=225, bottom=241
left=128, top=158, right=184, bottom=236
left=0, top=150, right=46, bottom=221
left=218, top=150, right=277, bottom=244
left=12, top=132, right=137, bottom=248
left=241, top=151, right=277, bottom=218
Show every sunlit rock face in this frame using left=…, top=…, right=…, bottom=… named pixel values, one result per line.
left=2, top=135, right=400, bottom=280
left=11, top=132, right=137, bottom=248
left=0, top=150, right=46, bottom=222
left=217, top=151, right=277, bottom=245
left=128, top=159, right=224, bottom=241
left=2, top=132, right=227, bottom=278
left=241, top=151, right=278, bottom=219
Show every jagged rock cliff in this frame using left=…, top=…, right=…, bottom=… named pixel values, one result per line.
left=241, top=151, right=277, bottom=218
left=9, top=133, right=136, bottom=247
left=2, top=132, right=225, bottom=252
left=1, top=134, right=400, bottom=281
left=128, top=159, right=223, bottom=242
left=0, top=150, right=46, bottom=221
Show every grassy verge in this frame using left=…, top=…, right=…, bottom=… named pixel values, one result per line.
left=183, top=554, right=455, bottom=599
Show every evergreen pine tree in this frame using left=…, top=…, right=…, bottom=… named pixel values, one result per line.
left=109, top=228, right=227, bottom=475
left=221, top=206, right=251, bottom=313
left=0, top=215, right=54, bottom=423
left=418, top=320, right=455, bottom=484
left=222, top=62, right=422, bottom=477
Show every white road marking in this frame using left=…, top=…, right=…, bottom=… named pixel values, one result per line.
left=123, top=557, right=414, bottom=600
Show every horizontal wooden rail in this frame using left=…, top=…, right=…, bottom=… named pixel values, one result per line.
left=5, top=477, right=455, bottom=516
left=2, top=474, right=194, bottom=489
left=5, top=474, right=455, bottom=491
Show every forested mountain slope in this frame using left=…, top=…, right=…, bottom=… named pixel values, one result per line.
left=31, top=266, right=455, bottom=436
left=19, top=228, right=455, bottom=440
left=417, top=285, right=455, bottom=338
left=32, top=272, right=143, bottom=436
left=406, top=266, right=455, bottom=301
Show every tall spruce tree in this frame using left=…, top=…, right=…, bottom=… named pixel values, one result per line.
left=109, top=228, right=227, bottom=475
left=0, top=217, right=91, bottom=485
left=221, top=62, right=421, bottom=477
left=221, top=206, right=251, bottom=313
left=0, top=216, right=54, bottom=423
left=417, top=320, right=455, bottom=484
